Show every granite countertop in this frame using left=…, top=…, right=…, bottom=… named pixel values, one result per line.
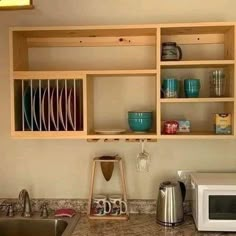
left=1, top=199, right=236, bottom=235
left=72, top=214, right=236, bottom=236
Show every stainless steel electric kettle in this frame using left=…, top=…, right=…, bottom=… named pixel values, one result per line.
left=156, top=181, right=186, bottom=226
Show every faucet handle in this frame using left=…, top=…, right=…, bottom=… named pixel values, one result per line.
left=40, top=203, right=49, bottom=218
left=6, top=204, right=14, bottom=217
left=0, top=202, right=15, bottom=217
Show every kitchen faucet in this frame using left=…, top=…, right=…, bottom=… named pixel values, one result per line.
left=19, top=189, right=32, bottom=217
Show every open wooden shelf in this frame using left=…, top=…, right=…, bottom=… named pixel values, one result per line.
left=11, top=131, right=87, bottom=139
left=160, top=98, right=235, bottom=103
left=160, top=22, right=234, bottom=34
left=160, top=131, right=234, bottom=139
left=87, top=132, right=157, bottom=140
left=11, top=131, right=235, bottom=140
left=13, top=70, right=157, bottom=79
left=160, top=60, right=235, bottom=68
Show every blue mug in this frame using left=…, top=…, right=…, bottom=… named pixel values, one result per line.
left=162, top=78, right=179, bottom=98
left=184, top=79, right=200, bottom=98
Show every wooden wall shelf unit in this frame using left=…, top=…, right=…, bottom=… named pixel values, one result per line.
left=9, top=22, right=236, bottom=140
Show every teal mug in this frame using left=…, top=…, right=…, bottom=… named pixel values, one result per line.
left=184, top=79, right=200, bottom=98
left=162, top=78, right=179, bottom=98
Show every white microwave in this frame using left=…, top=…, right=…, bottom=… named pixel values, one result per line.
left=191, top=173, right=236, bottom=232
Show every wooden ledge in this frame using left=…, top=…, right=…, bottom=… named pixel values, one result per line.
left=0, top=5, right=34, bottom=10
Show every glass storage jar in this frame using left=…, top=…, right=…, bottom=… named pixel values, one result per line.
left=210, top=70, right=226, bottom=97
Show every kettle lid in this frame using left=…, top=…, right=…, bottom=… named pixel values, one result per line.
left=160, top=181, right=177, bottom=188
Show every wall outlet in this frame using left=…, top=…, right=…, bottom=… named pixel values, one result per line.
left=177, top=170, right=197, bottom=201
left=177, top=170, right=196, bottom=189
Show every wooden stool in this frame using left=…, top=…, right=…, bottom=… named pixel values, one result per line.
left=87, top=156, right=129, bottom=220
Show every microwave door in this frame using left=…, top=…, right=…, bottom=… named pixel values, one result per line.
left=209, top=195, right=236, bottom=220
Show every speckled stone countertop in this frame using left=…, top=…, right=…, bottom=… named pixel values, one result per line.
left=1, top=199, right=235, bottom=235
left=72, top=214, right=236, bottom=236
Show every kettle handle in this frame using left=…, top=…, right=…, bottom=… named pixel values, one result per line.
left=160, top=187, right=166, bottom=197
left=178, top=181, right=186, bottom=202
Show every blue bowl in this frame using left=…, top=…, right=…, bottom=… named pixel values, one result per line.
left=128, top=118, right=152, bottom=132
left=128, top=111, right=153, bottom=119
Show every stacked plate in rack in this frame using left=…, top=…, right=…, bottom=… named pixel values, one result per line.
left=22, top=83, right=83, bottom=131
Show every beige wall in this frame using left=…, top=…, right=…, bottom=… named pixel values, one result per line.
left=1, top=0, right=236, bottom=199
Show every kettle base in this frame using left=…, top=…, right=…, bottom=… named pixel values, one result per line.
left=156, top=219, right=184, bottom=227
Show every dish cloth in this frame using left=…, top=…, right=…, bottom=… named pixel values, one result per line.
left=55, top=208, right=76, bottom=217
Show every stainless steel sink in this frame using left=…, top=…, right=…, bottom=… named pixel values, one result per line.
left=0, top=214, right=80, bottom=236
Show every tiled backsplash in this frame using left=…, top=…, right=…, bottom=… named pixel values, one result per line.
left=1, top=199, right=191, bottom=215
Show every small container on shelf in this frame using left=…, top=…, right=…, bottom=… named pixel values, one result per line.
left=163, top=120, right=179, bottom=134
left=210, top=70, right=226, bottom=97
left=214, top=113, right=232, bottom=135
left=177, top=120, right=191, bottom=133
left=161, top=42, right=182, bottom=61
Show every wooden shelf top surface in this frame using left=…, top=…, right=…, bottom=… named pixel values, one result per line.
left=13, top=70, right=157, bottom=79
left=10, top=22, right=236, bottom=39
left=161, top=98, right=235, bottom=103
left=11, top=21, right=236, bottom=32
left=161, top=60, right=235, bottom=68
left=161, top=131, right=234, bottom=139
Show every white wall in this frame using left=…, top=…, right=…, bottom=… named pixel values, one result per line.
left=1, top=0, right=236, bottom=199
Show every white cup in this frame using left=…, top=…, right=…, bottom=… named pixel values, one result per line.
left=109, top=195, right=128, bottom=215
left=92, top=195, right=111, bottom=216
